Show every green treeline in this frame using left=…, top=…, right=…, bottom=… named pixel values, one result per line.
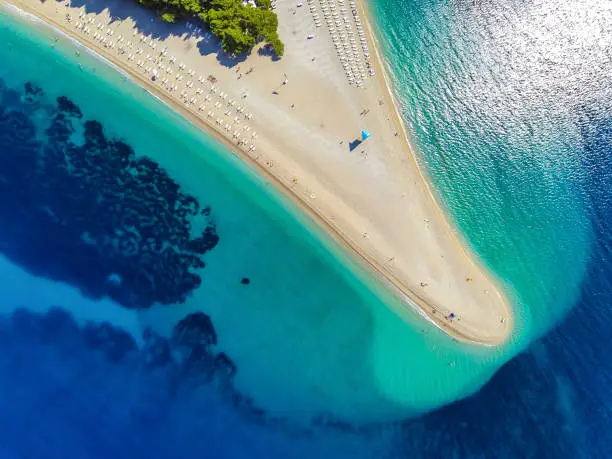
left=137, top=0, right=284, bottom=57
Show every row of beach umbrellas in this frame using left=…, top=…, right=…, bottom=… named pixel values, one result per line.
left=70, top=11, right=257, bottom=153
left=308, top=0, right=374, bottom=86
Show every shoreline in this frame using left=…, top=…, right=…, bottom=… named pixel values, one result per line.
left=2, top=0, right=513, bottom=346
left=355, top=1, right=515, bottom=339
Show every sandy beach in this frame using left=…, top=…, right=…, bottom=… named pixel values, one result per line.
left=3, top=0, right=513, bottom=345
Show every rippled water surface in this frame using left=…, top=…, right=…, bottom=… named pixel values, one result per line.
left=370, top=0, right=612, bottom=456
left=0, top=0, right=611, bottom=457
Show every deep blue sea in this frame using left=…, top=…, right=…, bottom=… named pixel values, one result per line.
left=0, top=0, right=611, bottom=458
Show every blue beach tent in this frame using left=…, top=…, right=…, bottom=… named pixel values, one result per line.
left=361, top=130, right=371, bottom=141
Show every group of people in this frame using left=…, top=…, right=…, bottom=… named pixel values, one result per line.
left=67, top=8, right=258, bottom=154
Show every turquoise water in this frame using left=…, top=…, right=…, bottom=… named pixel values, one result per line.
left=0, top=5, right=522, bottom=426
left=0, top=0, right=611, bottom=457
left=370, top=0, right=600, bottom=338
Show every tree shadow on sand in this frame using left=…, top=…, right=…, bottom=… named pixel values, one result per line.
left=53, top=0, right=272, bottom=68
left=196, top=38, right=249, bottom=68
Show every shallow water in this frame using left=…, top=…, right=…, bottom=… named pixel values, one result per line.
left=370, top=0, right=610, bottom=339
left=0, top=0, right=611, bottom=457
left=0, top=4, right=517, bottom=426
left=369, top=0, right=612, bottom=456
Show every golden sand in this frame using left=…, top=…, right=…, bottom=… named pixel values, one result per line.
left=5, top=0, right=513, bottom=345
